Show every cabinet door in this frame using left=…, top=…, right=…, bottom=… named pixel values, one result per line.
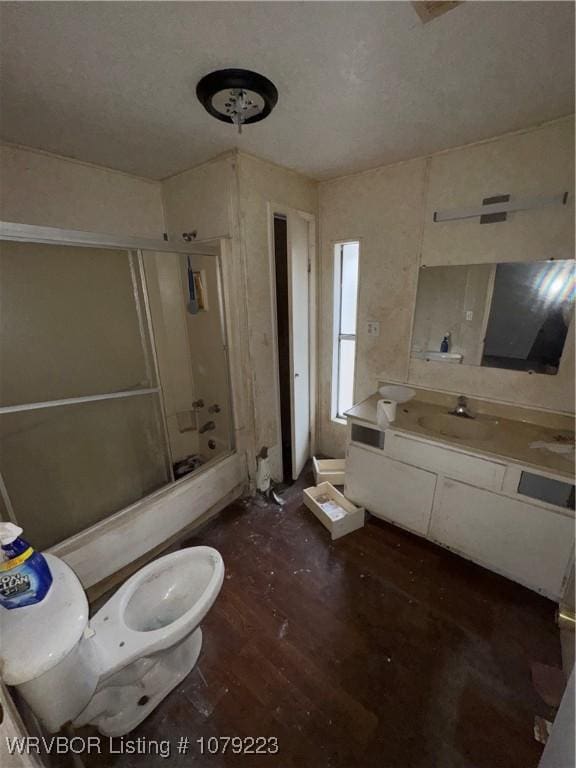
left=430, top=479, right=574, bottom=598
left=345, top=445, right=436, bottom=535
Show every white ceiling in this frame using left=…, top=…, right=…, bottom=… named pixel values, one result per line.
left=0, top=1, right=573, bottom=181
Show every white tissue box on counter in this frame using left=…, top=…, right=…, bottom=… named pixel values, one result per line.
left=303, top=482, right=365, bottom=540
left=312, top=457, right=346, bottom=486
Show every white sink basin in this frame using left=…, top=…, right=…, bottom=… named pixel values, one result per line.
left=417, top=413, right=497, bottom=441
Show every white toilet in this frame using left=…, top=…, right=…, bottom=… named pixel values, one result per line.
left=1, top=546, right=224, bottom=736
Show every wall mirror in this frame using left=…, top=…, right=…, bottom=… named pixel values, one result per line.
left=411, top=259, right=575, bottom=375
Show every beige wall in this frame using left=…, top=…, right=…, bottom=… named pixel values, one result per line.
left=162, top=151, right=318, bottom=480
left=143, top=250, right=233, bottom=464
left=421, top=118, right=574, bottom=268
left=318, top=158, right=428, bottom=456
left=143, top=251, right=199, bottom=462
left=160, top=153, right=260, bottom=478
left=185, top=253, right=233, bottom=458
left=162, top=153, right=235, bottom=241
left=236, top=152, right=318, bottom=478
left=0, top=144, right=164, bottom=237
left=318, top=117, right=575, bottom=458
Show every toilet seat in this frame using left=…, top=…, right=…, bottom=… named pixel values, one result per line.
left=88, top=546, right=224, bottom=678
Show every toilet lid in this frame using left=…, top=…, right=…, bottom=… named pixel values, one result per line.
left=0, top=553, right=89, bottom=686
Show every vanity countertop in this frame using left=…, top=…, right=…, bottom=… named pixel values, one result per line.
left=345, top=393, right=575, bottom=480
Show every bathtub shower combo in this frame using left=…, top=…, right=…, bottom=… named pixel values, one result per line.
left=0, top=232, right=235, bottom=553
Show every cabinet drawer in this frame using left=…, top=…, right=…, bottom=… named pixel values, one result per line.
left=386, top=432, right=506, bottom=491
left=429, top=479, right=574, bottom=599
left=345, top=444, right=436, bottom=535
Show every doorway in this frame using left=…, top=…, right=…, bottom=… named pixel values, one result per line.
left=273, top=215, right=292, bottom=482
left=272, top=209, right=313, bottom=483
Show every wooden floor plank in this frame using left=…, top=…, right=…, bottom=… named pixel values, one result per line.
left=80, top=464, right=560, bottom=767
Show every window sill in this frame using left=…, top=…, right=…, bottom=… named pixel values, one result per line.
left=331, top=416, right=347, bottom=426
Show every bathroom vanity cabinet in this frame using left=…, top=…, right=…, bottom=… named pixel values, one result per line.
left=345, top=410, right=575, bottom=601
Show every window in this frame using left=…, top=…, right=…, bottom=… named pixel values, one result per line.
left=332, top=241, right=359, bottom=419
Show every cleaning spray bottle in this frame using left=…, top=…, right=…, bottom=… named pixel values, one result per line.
left=0, top=523, right=53, bottom=609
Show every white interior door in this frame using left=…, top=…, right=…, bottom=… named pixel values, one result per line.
left=288, top=213, right=310, bottom=479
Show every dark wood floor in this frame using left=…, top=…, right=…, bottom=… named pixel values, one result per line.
left=83, top=465, right=561, bottom=768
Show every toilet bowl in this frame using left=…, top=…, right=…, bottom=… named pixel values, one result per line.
left=1, top=546, right=224, bottom=736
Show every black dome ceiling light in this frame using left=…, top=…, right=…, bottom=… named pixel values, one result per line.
left=196, top=69, right=278, bottom=134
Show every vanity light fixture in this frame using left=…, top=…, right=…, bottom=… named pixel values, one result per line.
left=196, top=69, right=278, bottom=134
left=433, top=191, right=568, bottom=223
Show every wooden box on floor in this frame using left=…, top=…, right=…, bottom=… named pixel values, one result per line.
left=312, top=457, right=346, bottom=486
left=303, top=481, right=365, bottom=540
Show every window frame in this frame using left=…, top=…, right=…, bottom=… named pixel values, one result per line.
left=331, top=240, right=360, bottom=422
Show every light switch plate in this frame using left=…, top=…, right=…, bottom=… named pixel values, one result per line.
left=367, top=321, right=380, bottom=337
left=466, top=310, right=474, bottom=321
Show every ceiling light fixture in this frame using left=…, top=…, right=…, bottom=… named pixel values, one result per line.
left=196, top=69, right=278, bottom=134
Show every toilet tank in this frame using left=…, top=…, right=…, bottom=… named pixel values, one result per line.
left=17, top=633, right=100, bottom=732
left=1, top=554, right=99, bottom=732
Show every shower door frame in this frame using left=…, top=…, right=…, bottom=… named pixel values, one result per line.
left=0, top=220, right=236, bottom=529
left=0, top=221, right=221, bottom=255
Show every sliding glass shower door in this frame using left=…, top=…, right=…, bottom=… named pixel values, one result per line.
left=0, top=241, right=172, bottom=549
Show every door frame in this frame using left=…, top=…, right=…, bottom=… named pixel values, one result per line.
left=267, top=203, right=317, bottom=481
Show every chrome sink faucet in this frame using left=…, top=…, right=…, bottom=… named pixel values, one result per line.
left=450, top=395, right=474, bottom=419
